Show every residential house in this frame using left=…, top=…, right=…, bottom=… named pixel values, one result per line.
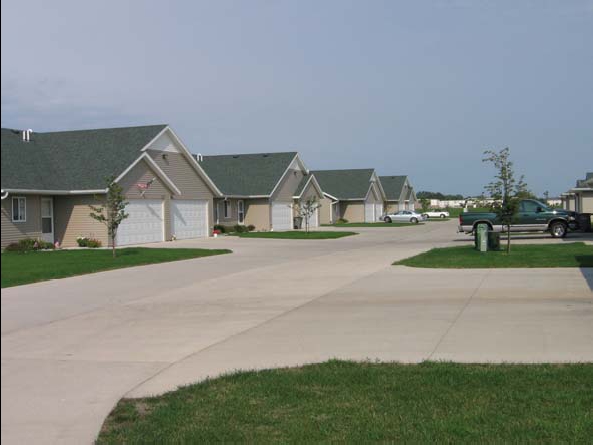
left=313, top=169, right=385, bottom=224
left=562, top=172, right=593, bottom=214
left=379, top=175, right=418, bottom=212
left=1, top=125, right=220, bottom=248
left=198, top=152, right=321, bottom=230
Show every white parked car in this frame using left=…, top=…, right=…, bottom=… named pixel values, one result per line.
left=383, top=210, right=427, bottom=224
left=421, top=210, right=450, bottom=219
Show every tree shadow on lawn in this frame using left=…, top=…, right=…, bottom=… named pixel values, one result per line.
left=576, top=256, right=593, bottom=292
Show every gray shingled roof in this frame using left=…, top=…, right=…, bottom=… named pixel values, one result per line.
left=198, top=152, right=297, bottom=196
left=312, top=169, right=375, bottom=200
left=577, top=172, right=593, bottom=188
left=1, top=125, right=167, bottom=191
left=379, top=175, right=407, bottom=201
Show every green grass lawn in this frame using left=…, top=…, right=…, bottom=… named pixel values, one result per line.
left=322, top=222, right=420, bottom=227
left=394, top=242, right=593, bottom=268
left=1, top=247, right=232, bottom=288
left=97, top=360, right=593, bottom=444
left=234, top=231, right=357, bottom=239
left=424, top=218, right=451, bottom=222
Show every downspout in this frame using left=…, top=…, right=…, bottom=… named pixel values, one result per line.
left=0, top=189, right=8, bottom=200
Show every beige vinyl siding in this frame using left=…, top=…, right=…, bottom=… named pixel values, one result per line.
left=385, top=202, right=399, bottom=213
left=318, top=195, right=336, bottom=225
left=245, top=198, right=271, bottom=230
left=293, top=180, right=324, bottom=218
left=118, top=159, right=173, bottom=240
left=579, top=191, right=593, bottom=213
left=272, top=168, right=305, bottom=202
left=148, top=150, right=215, bottom=233
left=53, top=195, right=108, bottom=248
left=1, top=194, right=42, bottom=248
left=341, top=201, right=365, bottom=222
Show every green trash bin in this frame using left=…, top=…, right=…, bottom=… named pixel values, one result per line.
left=487, top=231, right=500, bottom=250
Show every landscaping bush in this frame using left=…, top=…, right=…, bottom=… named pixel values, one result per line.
left=233, top=224, right=247, bottom=233
left=77, top=237, right=102, bottom=248
left=213, top=224, right=226, bottom=234
left=336, top=218, right=349, bottom=224
left=4, top=238, right=54, bottom=252
left=247, top=224, right=256, bottom=232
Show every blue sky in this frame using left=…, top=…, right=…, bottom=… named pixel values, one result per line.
left=2, top=0, right=592, bottom=196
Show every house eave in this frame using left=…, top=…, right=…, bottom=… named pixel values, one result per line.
left=1, top=188, right=108, bottom=195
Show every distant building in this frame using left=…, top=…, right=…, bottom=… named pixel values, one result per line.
left=561, top=172, right=593, bottom=213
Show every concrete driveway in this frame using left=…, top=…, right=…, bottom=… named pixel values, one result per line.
left=2, top=221, right=592, bottom=444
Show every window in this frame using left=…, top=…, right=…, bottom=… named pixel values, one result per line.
left=12, top=197, right=26, bottom=222
left=224, top=200, right=230, bottom=218
left=237, top=200, right=245, bottom=224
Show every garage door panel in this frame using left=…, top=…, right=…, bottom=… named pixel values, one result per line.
left=117, top=200, right=164, bottom=246
left=272, top=202, right=292, bottom=230
left=171, top=200, right=208, bottom=239
left=364, top=202, right=375, bottom=223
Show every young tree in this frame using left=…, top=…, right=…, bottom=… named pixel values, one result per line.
left=419, top=197, right=430, bottom=212
left=295, top=196, right=321, bottom=233
left=89, top=176, right=129, bottom=258
left=482, top=147, right=529, bottom=253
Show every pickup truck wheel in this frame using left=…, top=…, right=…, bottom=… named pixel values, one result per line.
left=410, top=217, right=419, bottom=224
left=550, top=221, right=567, bottom=238
left=384, top=216, right=392, bottom=223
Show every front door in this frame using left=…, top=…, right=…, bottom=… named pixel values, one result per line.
left=41, top=197, right=54, bottom=243
left=238, top=200, right=245, bottom=225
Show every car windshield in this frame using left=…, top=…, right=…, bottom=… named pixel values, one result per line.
left=533, top=200, right=551, bottom=211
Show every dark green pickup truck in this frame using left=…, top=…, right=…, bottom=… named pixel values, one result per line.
left=458, top=199, right=578, bottom=238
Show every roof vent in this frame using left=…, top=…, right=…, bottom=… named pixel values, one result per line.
left=196, top=153, right=203, bottom=162
left=22, top=129, right=33, bottom=142
left=232, top=155, right=240, bottom=159
left=262, top=154, right=269, bottom=157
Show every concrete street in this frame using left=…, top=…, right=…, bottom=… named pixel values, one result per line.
left=2, top=220, right=592, bottom=444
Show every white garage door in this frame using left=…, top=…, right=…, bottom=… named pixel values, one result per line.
left=117, top=199, right=164, bottom=246
left=375, top=203, right=383, bottom=221
left=305, top=207, right=319, bottom=228
left=364, top=202, right=375, bottom=223
left=171, top=199, right=208, bottom=239
left=272, top=202, right=293, bottom=230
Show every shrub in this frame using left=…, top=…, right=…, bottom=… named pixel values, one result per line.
left=233, top=224, right=247, bottom=233
left=247, top=224, right=256, bottom=232
left=4, top=238, right=54, bottom=252
left=213, top=224, right=226, bottom=234
left=336, top=218, right=349, bottom=224
left=77, top=236, right=102, bottom=248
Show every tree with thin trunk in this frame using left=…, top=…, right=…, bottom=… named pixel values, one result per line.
left=482, top=147, right=529, bottom=253
left=419, top=198, right=430, bottom=212
left=89, top=176, right=129, bottom=258
left=295, top=196, right=321, bottom=233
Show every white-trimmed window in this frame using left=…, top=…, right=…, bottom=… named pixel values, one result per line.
left=224, top=200, right=230, bottom=219
left=12, top=197, right=27, bottom=222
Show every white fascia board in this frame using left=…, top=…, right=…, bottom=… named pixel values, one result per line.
left=143, top=126, right=223, bottom=197
left=323, top=192, right=340, bottom=201
left=293, top=175, right=324, bottom=199
left=222, top=194, right=270, bottom=199
left=1, top=188, right=107, bottom=195
left=114, top=153, right=181, bottom=196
